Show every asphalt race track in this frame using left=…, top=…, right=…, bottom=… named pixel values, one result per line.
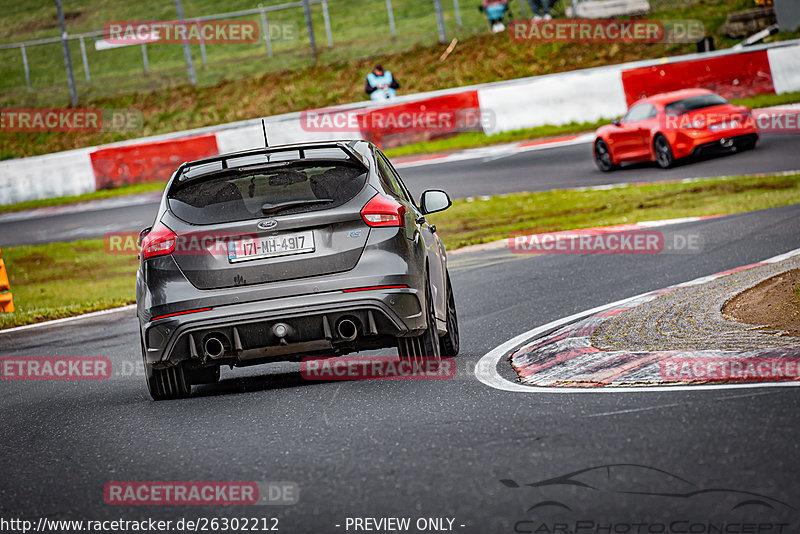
left=2, top=132, right=799, bottom=247
left=2, top=192, right=800, bottom=528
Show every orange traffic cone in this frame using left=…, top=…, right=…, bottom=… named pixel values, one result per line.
left=0, top=248, right=14, bottom=313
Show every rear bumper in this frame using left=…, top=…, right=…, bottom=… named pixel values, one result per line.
left=689, top=132, right=758, bottom=157
left=140, top=287, right=424, bottom=365
left=671, top=129, right=758, bottom=159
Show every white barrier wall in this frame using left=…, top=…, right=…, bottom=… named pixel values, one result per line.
left=477, top=66, right=629, bottom=135
left=767, top=46, right=800, bottom=95
left=2, top=40, right=798, bottom=206
left=0, top=149, right=95, bottom=205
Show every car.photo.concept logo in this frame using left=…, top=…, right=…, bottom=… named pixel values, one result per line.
left=503, top=464, right=795, bottom=530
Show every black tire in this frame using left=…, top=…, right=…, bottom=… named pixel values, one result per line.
left=140, top=328, right=191, bottom=400
left=398, top=277, right=441, bottom=361
left=439, top=272, right=459, bottom=357
left=145, top=363, right=191, bottom=400
left=654, top=134, right=675, bottom=168
left=594, top=139, right=616, bottom=172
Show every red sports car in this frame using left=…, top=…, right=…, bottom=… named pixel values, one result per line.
left=593, top=88, right=759, bottom=172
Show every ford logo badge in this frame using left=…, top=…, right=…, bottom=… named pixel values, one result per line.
left=257, top=219, right=278, bottom=230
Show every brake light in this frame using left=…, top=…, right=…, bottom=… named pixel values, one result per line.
left=342, top=285, right=409, bottom=293
left=681, top=118, right=706, bottom=130
left=141, top=222, right=177, bottom=260
left=361, top=194, right=405, bottom=227
left=151, top=307, right=212, bottom=321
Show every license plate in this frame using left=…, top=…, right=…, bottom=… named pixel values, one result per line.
left=710, top=120, right=739, bottom=132
left=228, top=231, right=314, bottom=263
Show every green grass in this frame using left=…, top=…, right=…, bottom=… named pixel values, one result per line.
left=3, top=0, right=797, bottom=161
left=0, top=239, right=138, bottom=329
left=426, top=172, right=800, bottom=248
left=0, top=0, right=493, bottom=104
left=2, top=86, right=799, bottom=216
left=731, top=91, right=800, bottom=110
left=2, top=172, right=799, bottom=328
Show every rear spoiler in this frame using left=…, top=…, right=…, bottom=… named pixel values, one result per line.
left=174, top=141, right=369, bottom=184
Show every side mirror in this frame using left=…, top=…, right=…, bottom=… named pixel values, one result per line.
left=611, top=117, right=621, bottom=126
left=137, top=226, right=152, bottom=247
left=420, top=190, right=452, bottom=215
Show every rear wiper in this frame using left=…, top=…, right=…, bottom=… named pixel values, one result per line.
left=261, top=199, right=333, bottom=214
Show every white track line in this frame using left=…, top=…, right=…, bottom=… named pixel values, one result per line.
left=0, top=305, right=136, bottom=335
left=474, top=247, right=800, bottom=394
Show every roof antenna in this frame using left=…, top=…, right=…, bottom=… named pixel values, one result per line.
left=261, top=119, right=269, bottom=147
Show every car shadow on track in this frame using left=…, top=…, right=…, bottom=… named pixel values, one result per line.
left=614, top=147, right=754, bottom=173
left=191, top=370, right=337, bottom=399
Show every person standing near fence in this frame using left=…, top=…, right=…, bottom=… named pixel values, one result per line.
left=365, top=65, right=399, bottom=101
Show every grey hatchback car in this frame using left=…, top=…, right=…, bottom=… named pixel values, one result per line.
left=136, top=140, right=459, bottom=400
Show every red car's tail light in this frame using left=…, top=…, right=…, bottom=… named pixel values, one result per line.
left=681, top=118, right=706, bottom=130
left=141, top=222, right=177, bottom=260
left=361, top=194, right=406, bottom=227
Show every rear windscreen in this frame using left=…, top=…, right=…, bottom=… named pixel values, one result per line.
left=168, top=162, right=367, bottom=224
left=664, top=94, right=728, bottom=116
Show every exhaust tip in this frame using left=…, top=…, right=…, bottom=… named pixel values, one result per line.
left=273, top=322, right=289, bottom=338
left=336, top=318, right=359, bottom=342
left=203, top=336, right=226, bottom=359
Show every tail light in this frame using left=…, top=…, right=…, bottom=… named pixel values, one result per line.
left=140, top=222, right=177, bottom=260
left=681, top=118, right=706, bottom=130
left=361, top=194, right=405, bottom=227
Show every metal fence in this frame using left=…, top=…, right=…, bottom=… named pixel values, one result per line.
left=0, top=0, right=694, bottom=106
left=0, top=0, right=493, bottom=105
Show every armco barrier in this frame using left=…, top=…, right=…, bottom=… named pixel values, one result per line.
left=90, top=133, right=219, bottom=189
left=620, top=49, right=775, bottom=105
left=358, top=91, right=481, bottom=148
left=1, top=39, right=798, bottom=206
left=0, top=149, right=95, bottom=204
